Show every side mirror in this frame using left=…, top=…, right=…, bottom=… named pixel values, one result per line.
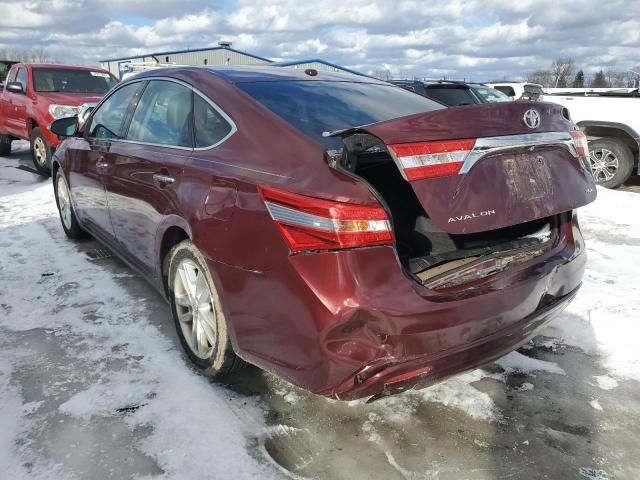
left=51, top=117, right=79, bottom=137
left=77, top=104, right=96, bottom=131
left=6, top=82, right=23, bottom=94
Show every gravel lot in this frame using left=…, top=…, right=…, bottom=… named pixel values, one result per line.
left=1, top=141, right=639, bottom=480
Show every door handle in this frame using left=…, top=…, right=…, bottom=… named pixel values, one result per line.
left=153, top=173, right=175, bottom=186
left=96, top=157, right=108, bottom=170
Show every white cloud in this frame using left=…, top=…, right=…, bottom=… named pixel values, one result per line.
left=0, top=0, right=638, bottom=81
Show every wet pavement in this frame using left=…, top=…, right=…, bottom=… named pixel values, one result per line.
left=1, top=142, right=639, bottom=480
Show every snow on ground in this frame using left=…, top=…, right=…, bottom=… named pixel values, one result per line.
left=0, top=153, right=278, bottom=479
left=545, top=186, right=640, bottom=384
left=1, top=144, right=640, bottom=479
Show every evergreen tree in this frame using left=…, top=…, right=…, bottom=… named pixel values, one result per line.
left=591, top=70, right=608, bottom=88
left=572, top=70, right=585, bottom=88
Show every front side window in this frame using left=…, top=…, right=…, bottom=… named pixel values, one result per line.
left=127, top=80, right=193, bottom=147
left=194, top=94, right=232, bottom=148
left=15, top=68, right=27, bottom=92
left=88, top=82, right=141, bottom=139
left=32, top=68, right=116, bottom=94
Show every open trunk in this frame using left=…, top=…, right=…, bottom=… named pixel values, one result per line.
left=331, top=102, right=597, bottom=288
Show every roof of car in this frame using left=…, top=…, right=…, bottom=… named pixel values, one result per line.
left=131, top=65, right=382, bottom=85
left=201, top=65, right=386, bottom=84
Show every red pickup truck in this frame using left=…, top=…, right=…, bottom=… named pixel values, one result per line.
left=0, top=63, right=117, bottom=174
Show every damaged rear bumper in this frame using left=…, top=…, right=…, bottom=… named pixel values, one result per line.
left=323, top=286, right=578, bottom=401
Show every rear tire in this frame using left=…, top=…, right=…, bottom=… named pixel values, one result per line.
left=0, top=135, right=11, bottom=156
left=31, top=127, right=53, bottom=176
left=587, top=138, right=634, bottom=189
left=54, top=169, right=87, bottom=239
left=167, top=241, right=244, bottom=377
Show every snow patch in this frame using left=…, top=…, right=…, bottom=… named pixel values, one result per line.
left=593, top=375, right=618, bottom=391
left=496, top=351, right=565, bottom=376
left=589, top=399, right=603, bottom=411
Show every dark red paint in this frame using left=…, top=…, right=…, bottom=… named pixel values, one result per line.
left=53, top=66, right=593, bottom=400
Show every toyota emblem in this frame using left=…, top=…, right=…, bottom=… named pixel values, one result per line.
left=523, top=109, right=541, bottom=129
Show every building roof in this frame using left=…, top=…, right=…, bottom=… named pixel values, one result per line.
left=268, top=58, right=368, bottom=77
left=100, top=46, right=273, bottom=64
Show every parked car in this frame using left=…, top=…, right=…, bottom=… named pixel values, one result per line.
left=0, top=63, right=117, bottom=174
left=486, top=82, right=544, bottom=101
left=542, top=89, right=640, bottom=188
left=392, top=80, right=511, bottom=106
left=50, top=66, right=595, bottom=400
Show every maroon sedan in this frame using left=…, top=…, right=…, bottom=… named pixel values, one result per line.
left=50, top=66, right=596, bottom=400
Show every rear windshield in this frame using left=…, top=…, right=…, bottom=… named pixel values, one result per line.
left=237, top=81, right=443, bottom=148
left=33, top=68, right=117, bottom=94
left=424, top=86, right=478, bottom=106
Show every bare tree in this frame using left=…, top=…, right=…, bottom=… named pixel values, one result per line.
left=550, top=57, right=575, bottom=87
left=606, top=70, right=628, bottom=88
left=526, top=69, right=554, bottom=87
left=372, top=69, right=393, bottom=81
left=0, top=47, right=54, bottom=63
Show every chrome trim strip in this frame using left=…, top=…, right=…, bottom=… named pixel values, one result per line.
left=459, top=131, right=577, bottom=174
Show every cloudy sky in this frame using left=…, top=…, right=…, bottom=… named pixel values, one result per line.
left=0, top=0, right=638, bottom=81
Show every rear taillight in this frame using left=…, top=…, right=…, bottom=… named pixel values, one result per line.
left=570, top=130, right=589, bottom=157
left=389, top=139, right=476, bottom=181
left=258, top=185, right=393, bottom=252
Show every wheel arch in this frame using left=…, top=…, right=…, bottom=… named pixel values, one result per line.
left=157, top=218, right=192, bottom=297
left=577, top=121, right=640, bottom=173
left=28, top=118, right=40, bottom=138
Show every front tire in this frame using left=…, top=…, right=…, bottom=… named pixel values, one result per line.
left=54, top=169, right=87, bottom=239
left=588, top=138, right=634, bottom=189
left=168, top=241, right=244, bottom=377
left=31, top=127, right=53, bottom=175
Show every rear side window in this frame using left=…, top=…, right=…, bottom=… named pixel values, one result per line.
left=238, top=81, right=443, bottom=148
left=127, top=80, right=193, bottom=147
left=424, top=86, right=477, bottom=106
left=193, top=94, right=232, bottom=148
left=89, top=82, right=141, bottom=139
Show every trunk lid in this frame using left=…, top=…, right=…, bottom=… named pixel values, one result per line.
left=332, top=101, right=597, bottom=234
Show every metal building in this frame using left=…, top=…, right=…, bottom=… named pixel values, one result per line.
left=99, top=42, right=366, bottom=79
left=269, top=59, right=368, bottom=77
left=100, top=43, right=272, bottom=79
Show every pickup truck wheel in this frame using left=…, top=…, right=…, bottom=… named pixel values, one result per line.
left=0, top=135, right=11, bottom=156
left=31, top=127, right=53, bottom=176
left=588, top=138, right=633, bottom=189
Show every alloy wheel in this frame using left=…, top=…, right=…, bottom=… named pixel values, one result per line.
left=589, top=148, right=619, bottom=183
left=56, top=175, right=72, bottom=230
left=173, top=259, right=218, bottom=360
left=34, top=137, right=47, bottom=166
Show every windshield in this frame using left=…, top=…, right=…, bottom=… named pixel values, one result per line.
left=238, top=81, right=444, bottom=148
left=472, top=85, right=511, bottom=103
left=33, top=68, right=117, bottom=94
